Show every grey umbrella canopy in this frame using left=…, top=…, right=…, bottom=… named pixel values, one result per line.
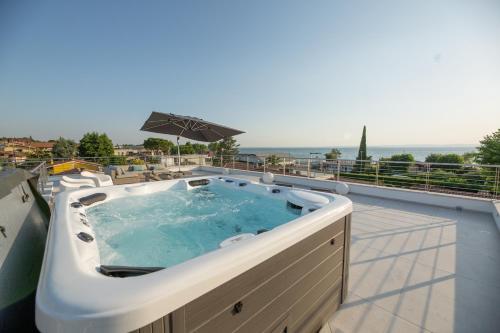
left=140, top=112, right=244, bottom=142
left=140, top=112, right=245, bottom=170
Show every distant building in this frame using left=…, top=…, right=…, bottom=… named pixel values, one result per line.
left=31, top=142, right=55, bottom=151
left=0, top=138, right=54, bottom=160
left=236, top=153, right=295, bottom=164
left=236, top=154, right=264, bottom=164
left=320, top=159, right=355, bottom=173
left=113, top=145, right=149, bottom=156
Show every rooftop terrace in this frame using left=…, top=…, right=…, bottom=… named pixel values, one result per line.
left=26, top=162, right=500, bottom=332
left=204, top=170, right=500, bottom=333
left=325, top=193, right=500, bottom=333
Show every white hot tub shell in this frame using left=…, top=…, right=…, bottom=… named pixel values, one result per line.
left=36, top=176, right=352, bottom=333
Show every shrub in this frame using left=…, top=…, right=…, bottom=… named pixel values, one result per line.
left=130, top=158, right=145, bottom=165
left=147, top=156, right=162, bottom=164
left=379, top=154, right=415, bottom=174
left=425, top=153, right=464, bottom=164
left=108, top=155, right=127, bottom=165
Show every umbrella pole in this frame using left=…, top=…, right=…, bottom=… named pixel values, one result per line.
left=177, top=136, right=181, bottom=172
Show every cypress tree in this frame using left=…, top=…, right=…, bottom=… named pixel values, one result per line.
left=355, top=126, right=368, bottom=171
left=356, top=126, right=367, bottom=161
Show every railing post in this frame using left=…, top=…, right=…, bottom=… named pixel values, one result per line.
left=263, top=158, right=266, bottom=173
left=495, top=166, right=499, bottom=199
left=375, top=161, right=379, bottom=186
left=42, top=161, right=47, bottom=192
left=220, top=155, right=223, bottom=168
left=425, top=163, right=431, bottom=191
left=232, top=155, right=235, bottom=170
left=307, top=158, right=311, bottom=178
left=246, top=156, right=249, bottom=171
left=283, top=157, right=286, bottom=175
left=337, top=160, right=341, bottom=181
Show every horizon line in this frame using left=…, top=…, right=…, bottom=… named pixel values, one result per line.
left=238, top=144, right=478, bottom=149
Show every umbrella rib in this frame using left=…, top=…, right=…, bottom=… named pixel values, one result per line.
left=142, top=121, right=170, bottom=131
left=175, top=119, right=192, bottom=137
left=192, top=122, right=209, bottom=131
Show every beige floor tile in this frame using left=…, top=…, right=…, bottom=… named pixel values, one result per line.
left=329, top=294, right=428, bottom=333
left=340, top=194, right=500, bottom=333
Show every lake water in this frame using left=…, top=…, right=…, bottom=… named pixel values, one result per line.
left=239, top=146, right=476, bottom=162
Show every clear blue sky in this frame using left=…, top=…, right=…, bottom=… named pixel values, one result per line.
left=1, top=0, right=499, bottom=147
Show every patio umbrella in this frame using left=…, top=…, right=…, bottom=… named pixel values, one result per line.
left=140, top=112, right=244, bottom=170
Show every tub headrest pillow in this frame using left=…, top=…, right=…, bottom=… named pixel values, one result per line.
left=188, top=179, right=210, bottom=187
left=79, top=193, right=107, bottom=206
left=100, top=265, right=164, bottom=278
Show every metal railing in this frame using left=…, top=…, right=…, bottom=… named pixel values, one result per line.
left=209, top=155, right=500, bottom=200
left=30, top=161, right=49, bottom=194
left=2, top=154, right=499, bottom=199
left=0, top=158, right=49, bottom=194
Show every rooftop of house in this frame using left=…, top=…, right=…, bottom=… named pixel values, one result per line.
left=114, top=144, right=146, bottom=150
left=31, top=142, right=55, bottom=149
left=0, top=140, right=54, bottom=149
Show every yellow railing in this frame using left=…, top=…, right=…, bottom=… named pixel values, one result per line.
left=50, top=160, right=101, bottom=175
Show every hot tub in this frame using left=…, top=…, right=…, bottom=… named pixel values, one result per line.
left=36, top=176, right=352, bottom=333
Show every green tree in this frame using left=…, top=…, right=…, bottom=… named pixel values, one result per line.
left=476, top=129, right=500, bottom=165
left=78, top=132, right=114, bottom=157
left=208, top=136, right=240, bottom=156
left=52, top=137, right=77, bottom=158
left=380, top=153, right=415, bottom=174
left=143, top=137, right=174, bottom=155
left=386, top=153, right=415, bottom=162
left=356, top=126, right=368, bottom=161
left=462, top=152, right=477, bottom=164
left=267, top=154, right=280, bottom=165
left=354, top=126, right=371, bottom=172
left=325, top=148, right=342, bottom=160
left=425, top=153, right=464, bottom=170
left=192, top=143, right=208, bottom=154
left=208, top=142, right=219, bottom=154
left=425, top=153, right=464, bottom=164
left=179, top=142, right=196, bottom=155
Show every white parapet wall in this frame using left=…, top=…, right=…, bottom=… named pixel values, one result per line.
left=493, top=202, right=500, bottom=231
left=197, top=166, right=500, bottom=231
left=345, top=182, right=493, bottom=213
